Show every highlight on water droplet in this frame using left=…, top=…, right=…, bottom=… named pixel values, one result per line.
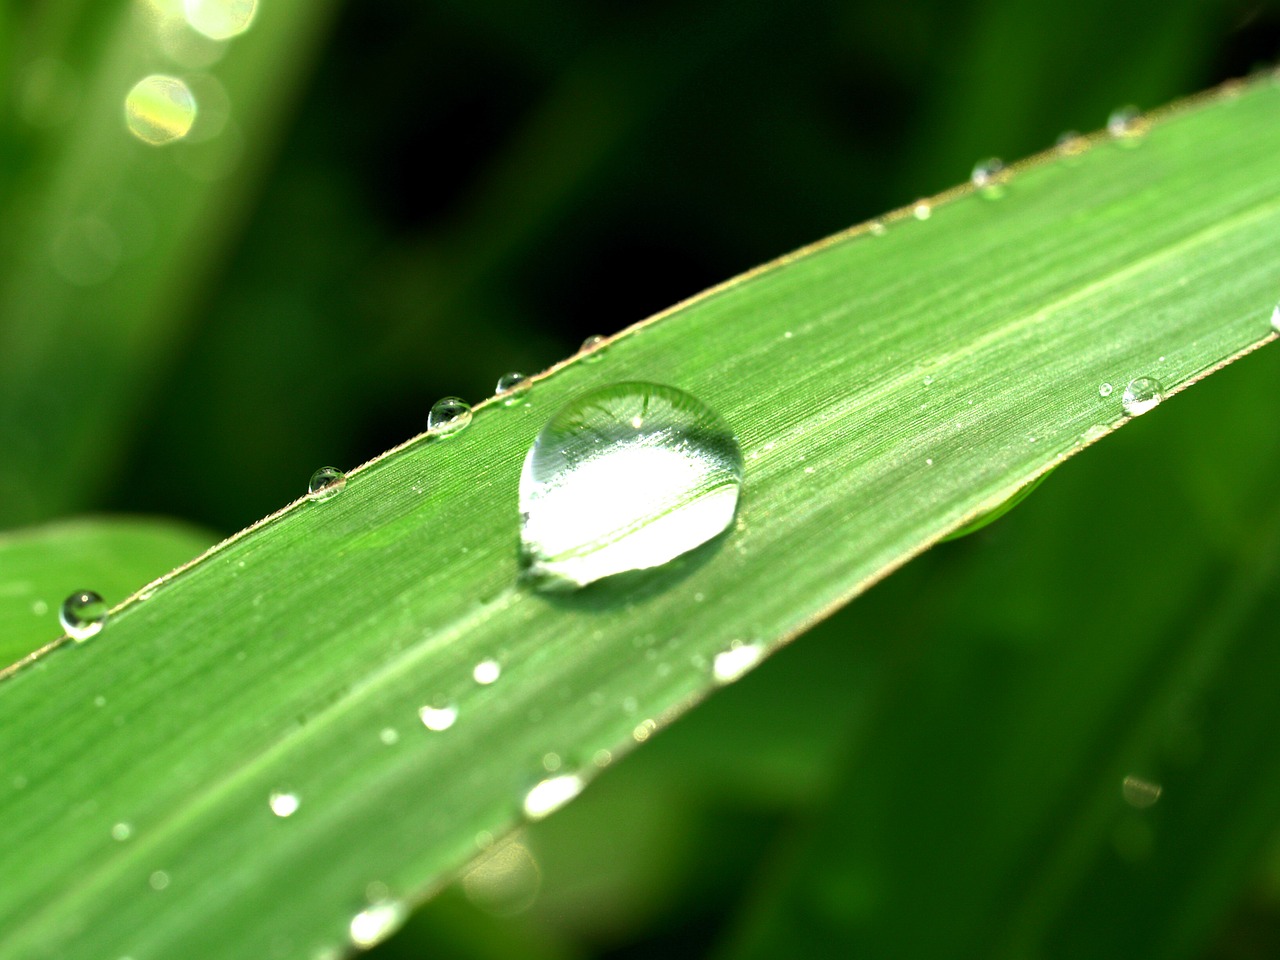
left=269, top=791, right=300, bottom=818
left=518, top=382, right=743, bottom=589
left=60, top=590, right=108, bottom=642
left=419, top=704, right=458, bottom=731
left=473, top=659, right=501, bottom=685
left=1098, top=382, right=1113, bottom=398
left=1107, top=105, right=1148, bottom=143
left=712, top=642, right=764, bottom=684
left=1270, top=302, right=1279, bottom=334
left=349, top=899, right=406, bottom=950
left=970, top=157, right=1006, bottom=198
left=1122, top=775, right=1162, bottom=809
left=308, top=466, right=347, bottom=502
left=912, top=200, right=932, bottom=220
left=1121, top=377, right=1163, bottom=417
left=428, top=397, right=472, bottom=436
left=124, top=75, right=197, bottom=145
left=522, top=774, right=584, bottom=820
left=183, top=0, right=257, bottom=41
left=496, top=372, right=530, bottom=405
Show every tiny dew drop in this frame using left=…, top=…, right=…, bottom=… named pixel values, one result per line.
left=308, top=467, right=346, bottom=501
left=1055, top=130, right=1087, bottom=156
left=349, top=899, right=406, bottom=949
left=419, top=704, right=458, bottom=731
left=1098, top=382, right=1113, bottom=398
left=868, top=219, right=886, bottom=236
left=1122, top=377, right=1163, bottom=417
left=579, top=335, right=607, bottom=362
left=970, top=157, right=1006, bottom=197
left=269, top=791, right=300, bottom=818
left=111, top=822, right=133, bottom=842
left=496, top=372, right=529, bottom=405
left=712, top=642, right=764, bottom=684
left=1107, top=105, right=1147, bottom=143
left=523, top=773, right=584, bottom=820
left=912, top=200, right=932, bottom=220
left=519, top=382, right=743, bottom=589
left=429, top=397, right=472, bottom=435
left=60, top=590, right=108, bottom=642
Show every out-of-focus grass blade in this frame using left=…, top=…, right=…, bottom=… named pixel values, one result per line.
left=0, top=79, right=1278, bottom=960
left=0, top=517, right=216, bottom=665
left=0, top=0, right=338, bottom=526
left=723, top=345, right=1280, bottom=960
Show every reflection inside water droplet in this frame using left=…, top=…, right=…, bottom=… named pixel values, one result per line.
left=473, top=659, right=501, bottom=685
left=60, top=590, right=108, bottom=642
left=579, top=335, right=607, bottom=362
left=518, top=382, right=743, bottom=589
left=970, top=157, right=1006, bottom=197
left=1122, top=377, right=1163, bottom=416
left=428, top=397, right=472, bottom=435
left=308, top=467, right=347, bottom=501
left=1098, top=382, right=1113, bottom=398
left=124, top=75, right=197, bottom=145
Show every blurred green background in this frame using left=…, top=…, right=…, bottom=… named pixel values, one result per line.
left=3, top=0, right=1280, bottom=957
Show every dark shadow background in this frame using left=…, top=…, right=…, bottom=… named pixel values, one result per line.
left=107, top=0, right=1280, bottom=535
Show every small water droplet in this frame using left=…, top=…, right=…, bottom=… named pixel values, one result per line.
left=31, top=599, right=48, bottom=616
left=308, top=467, right=347, bottom=502
left=419, top=704, right=458, bottom=731
left=579, top=335, right=607, bottom=362
left=183, top=0, right=258, bottom=41
left=124, top=75, right=197, bottom=145
left=1122, top=775, right=1162, bottom=809
left=1107, top=105, right=1147, bottom=143
left=523, top=774, right=584, bottom=820
left=349, top=900, right=406, bottom=949
left=60, top=590, right=108, bottom=642
left=1270, top=303, right=1280, bottom=334
left=1055, top=130, right=1087, bottom=156
left=111, top=822, right=133, bottom=842
left=541, top=752, right=561, bottom=772
left=269, top=791, right=300, bottom=818
left=473, top=659, right=501, bottom=685
left=971, top=157, right=1006, bottom=197
left=149, top=870, right=170, bottom=891
left=379, top=727, right=399, bottom=745
left=428, top=397, right=472, bottom=435
left=868, top=219, right=886, bottom=236
left=912, top=200, right=932, bottom=220
left=1122, top=377, right=1163, bottom=416
left=712, top=642, right=764, bottom=684
left=519, top=383, right=743, bottom=589
left=1098, top=382, right=1113, bottom=398
left=496, top=372, right=530, bottom=405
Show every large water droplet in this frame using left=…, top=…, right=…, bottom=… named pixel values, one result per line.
left=349, top=899, right=406, bottom=949
left=124, top=75, right=197, bottom=145
left=522, top=774, right=584, bottom=820
left=308, top=467, right=346, bottom=501
left=1122, top=377, right=1163, bottom=416
left=428, top=397, right=471, bottom=435
left=60, top=590, right=108, bottom=642
left=518, top=382, right=743, bottom=589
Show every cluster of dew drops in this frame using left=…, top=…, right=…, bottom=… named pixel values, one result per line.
left=49, top=96, right=1280, bottom=954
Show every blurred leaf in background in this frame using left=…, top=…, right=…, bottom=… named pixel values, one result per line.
left=2, top=0, right=1279, bottom=958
